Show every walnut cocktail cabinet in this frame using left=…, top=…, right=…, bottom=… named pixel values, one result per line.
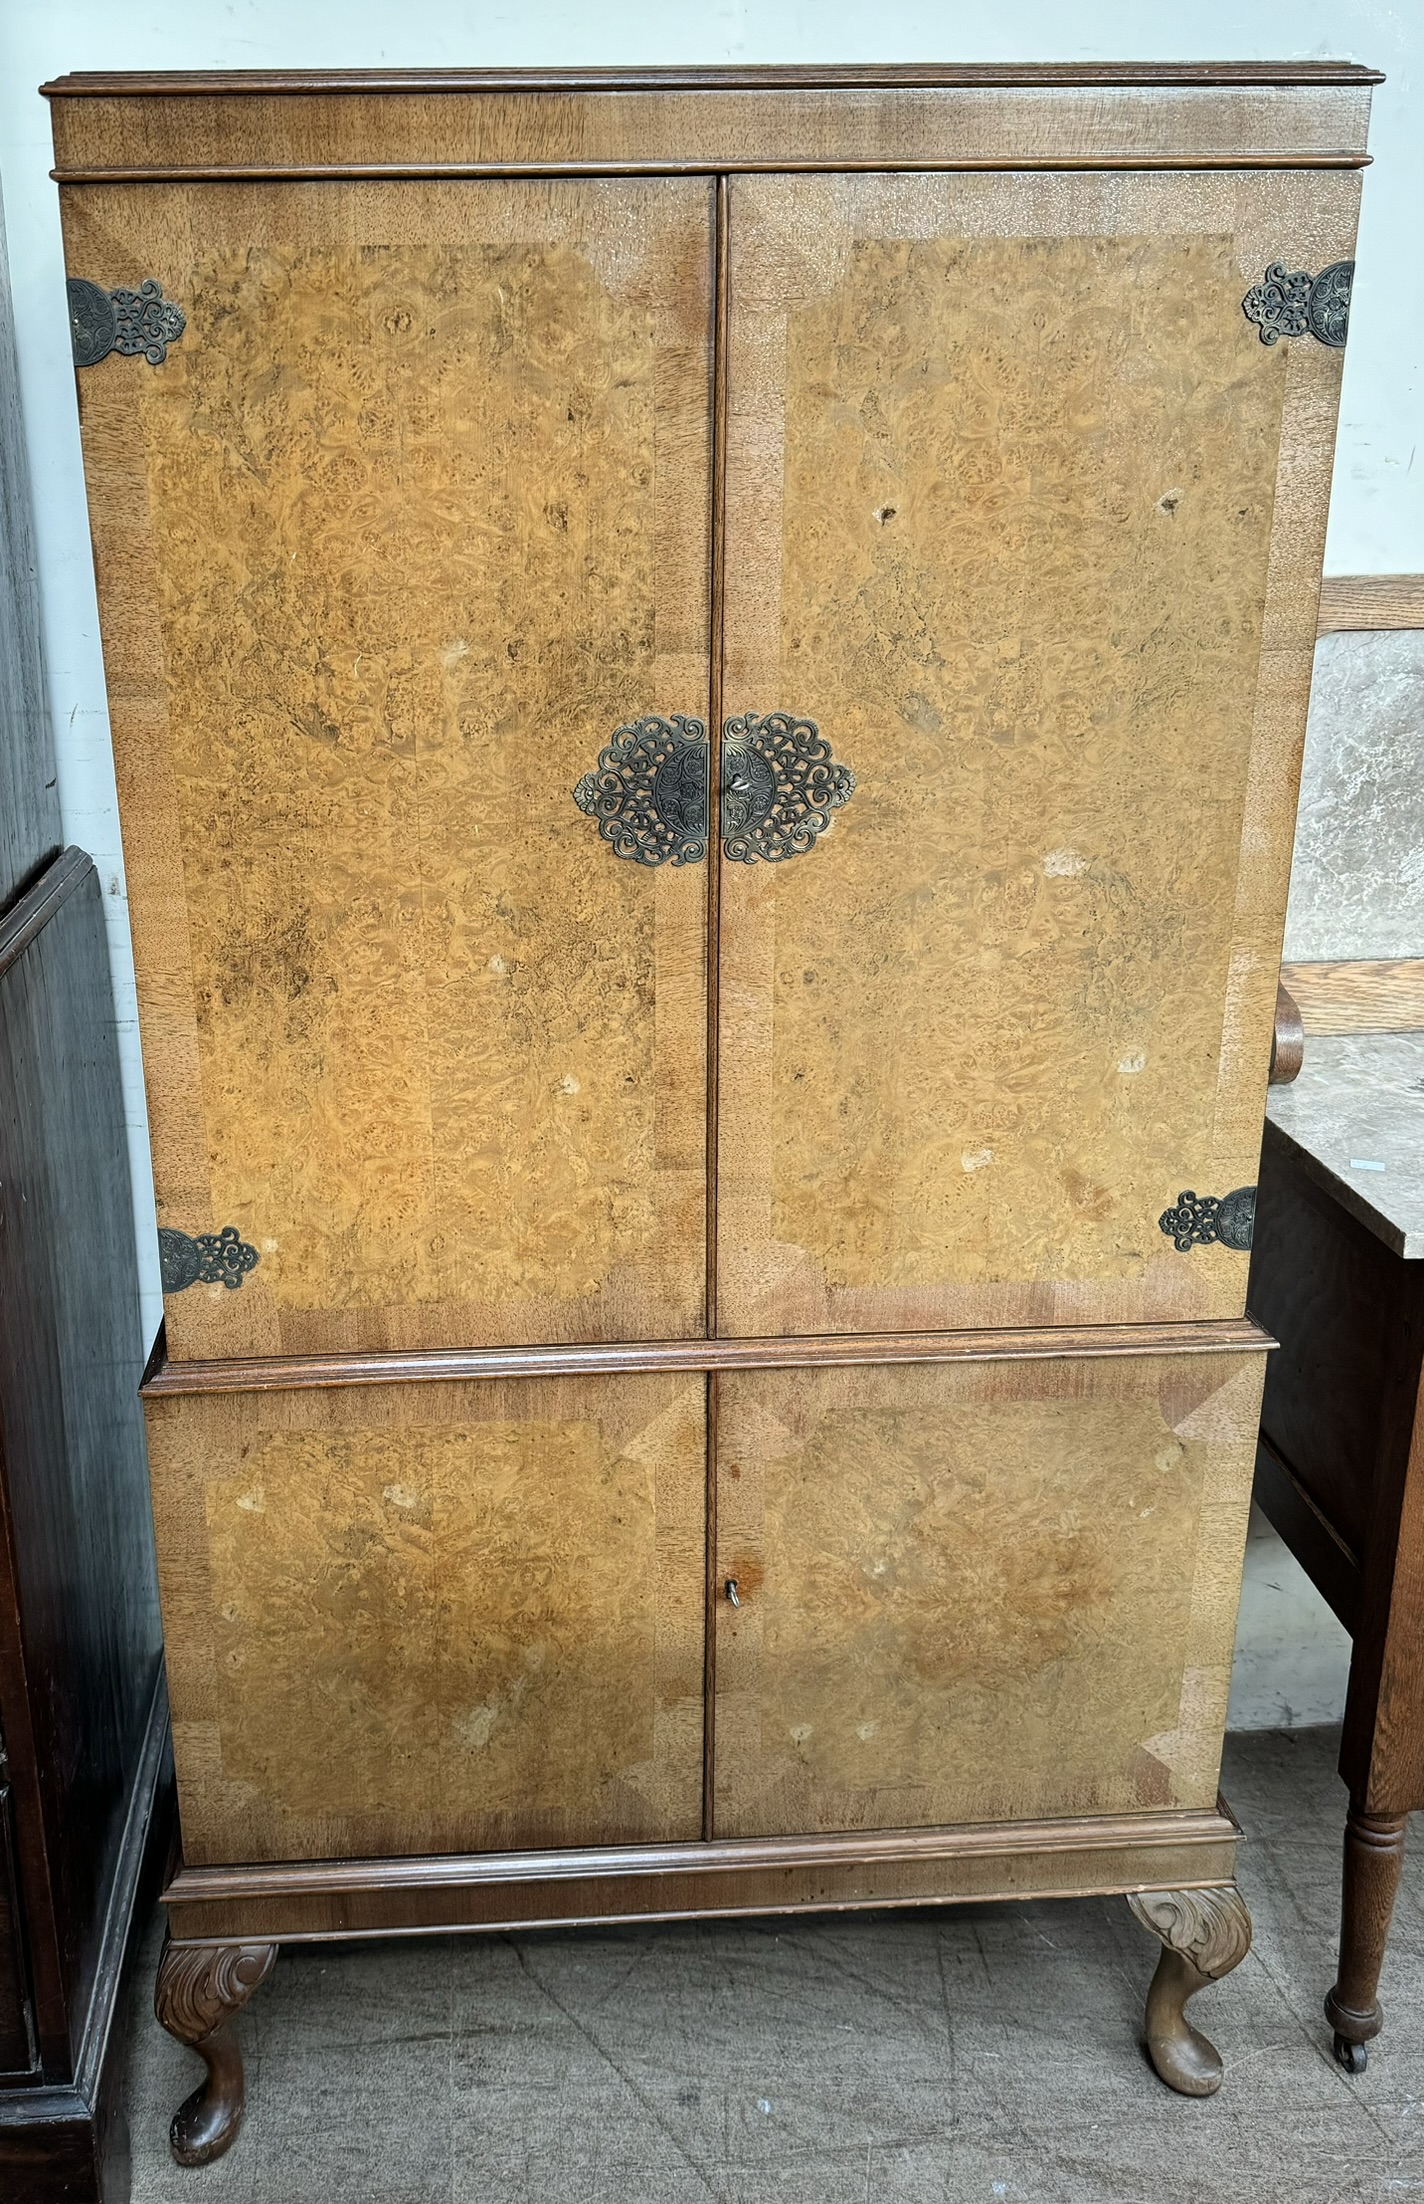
left=47, top=62, right=1374, bottom=2160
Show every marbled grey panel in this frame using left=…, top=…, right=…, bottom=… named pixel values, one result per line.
left=1266, top=1031, right=1424, bottom=1255
left=1283, top=629, right=1424, bottom=961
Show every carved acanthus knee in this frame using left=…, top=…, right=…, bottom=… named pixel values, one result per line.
left=154, top=1930, right=277, bottom=2166
left=1128, top=1883, right=1252, bottom=2096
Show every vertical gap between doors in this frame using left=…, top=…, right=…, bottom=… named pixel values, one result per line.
left=705, top=169, right=729, bottom=1342
left=703, top=172, right=731, bottom=1843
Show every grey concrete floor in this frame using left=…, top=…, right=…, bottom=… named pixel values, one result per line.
left=122, top=1727, right=1424, bottom=2203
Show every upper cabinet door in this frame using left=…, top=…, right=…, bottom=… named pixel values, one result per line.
left=716, top=169, right=1360, bottom=1337
left=66, top=178, right=714, bottom=1359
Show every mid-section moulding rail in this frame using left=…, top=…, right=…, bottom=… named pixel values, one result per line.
left=140, top=1315, right=1276, bottom=1396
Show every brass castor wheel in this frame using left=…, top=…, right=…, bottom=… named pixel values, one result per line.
left=1333, top=2032, right=1368, bottom=2075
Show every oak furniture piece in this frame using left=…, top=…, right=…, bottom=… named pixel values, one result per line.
left=0, top=192, right=168, bottom=2203
left=1252, top=1047, right=1424, bottom=2072
left=45, top=61, right=1377, bottom=2160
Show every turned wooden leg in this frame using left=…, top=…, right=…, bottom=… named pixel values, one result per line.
left=1127, top=1884, right=1252, bottom=2096
left=1325, top=1806, right=1408, bottom=2073
left=154, top=1930, right=277, bottom=2166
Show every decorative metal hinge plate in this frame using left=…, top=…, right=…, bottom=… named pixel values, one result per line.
left=158, top=1226, right=260, bottom=1293
left=721, top=712, right=856, bottom=863
left=572, top=714, right=709, bottom=867
left=1242, top=261, right=1353, bottom=349
left=68, top=277, right=186, bottom=368
left=1158, top=1187, right=1256, bottom=1254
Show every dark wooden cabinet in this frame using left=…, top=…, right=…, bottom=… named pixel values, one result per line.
left=1252, top=1076, right=1424, bottom=2074
left=0, top=190, right=168, bottom=2204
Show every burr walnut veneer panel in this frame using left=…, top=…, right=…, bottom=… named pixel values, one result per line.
left=40, top=63, right=1377, bottom=2139
left=714, top=1351, right=1264, bottom=1837
left=143, top=1372, right=705, bottom=1864
left=65, top=178, right=713, bottom=1360
left=717, top=170, right=1356, bottom=1336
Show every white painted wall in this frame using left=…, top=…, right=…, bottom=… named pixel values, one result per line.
left=1, top=2, right=1412, bottom=1728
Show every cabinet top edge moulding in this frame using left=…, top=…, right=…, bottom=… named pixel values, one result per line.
left=43, top=64, right=1378, bottom=182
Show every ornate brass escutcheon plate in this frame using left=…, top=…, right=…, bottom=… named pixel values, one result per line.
left=572, top=711, right=855, bottom=865
left=720, top=712, right=856, bottom=863
left=572, top=713, right=710, bottom=867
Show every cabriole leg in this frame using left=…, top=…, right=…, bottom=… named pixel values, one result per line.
left=154, top=1929, right=277, bottom=2165
left=1127, top=1884, right=1252, bottom=2096
left=1325, top=1807, right=1408, bottom=2073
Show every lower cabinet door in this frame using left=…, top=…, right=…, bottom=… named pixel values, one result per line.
left=144, top=1373, right=706, bottom=1864
left=712, top=1352, right=1264, bottom=1838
